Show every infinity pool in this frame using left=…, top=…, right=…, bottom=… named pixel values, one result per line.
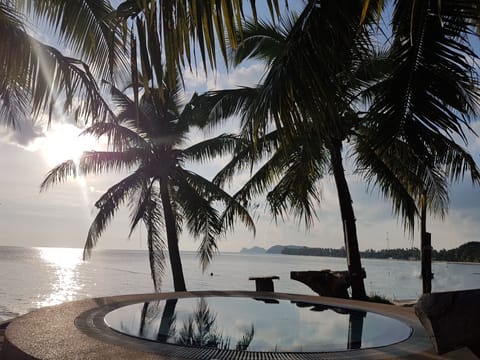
left=104, top=296, right=412, bottom=352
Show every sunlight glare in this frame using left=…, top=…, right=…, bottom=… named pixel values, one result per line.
left=42, top=123, right=99, bottom=167
left=37, top=247, right=84, bottom=307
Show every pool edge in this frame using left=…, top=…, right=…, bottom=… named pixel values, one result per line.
left=4, top=291, right=439, bottom=359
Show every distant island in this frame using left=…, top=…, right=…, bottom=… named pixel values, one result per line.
left=239, top=246, right=266, bottom=254
left=240, top=242, right=480, bottom=263
left=239, top=245, right=303, bottom=254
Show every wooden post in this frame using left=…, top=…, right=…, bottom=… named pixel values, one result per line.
left=421, top=232, right=432, bottom=294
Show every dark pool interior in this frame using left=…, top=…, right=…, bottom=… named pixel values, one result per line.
left=104, top=296, right=412, bottom=352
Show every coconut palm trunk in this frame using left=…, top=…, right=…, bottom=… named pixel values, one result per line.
left=160, top=179, right=187, bottom=292
left=329, top=140, right=366, bottom=300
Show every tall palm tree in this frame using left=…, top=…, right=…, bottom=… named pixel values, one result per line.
left=188, top=3, right=384, bottom=299
left=0, top=1, right=127, bottom=127
left=190, top=0, right=480, bottom=299
left=41, top=76, right=254, bottom=292
left=365, top=0, right=480, bottom=292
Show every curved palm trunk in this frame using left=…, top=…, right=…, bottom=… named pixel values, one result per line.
left=329, top=140, right=367, bottom=300
left=160, top=179, right=187, bottom=292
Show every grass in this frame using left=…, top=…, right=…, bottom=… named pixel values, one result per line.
left=365, top=293, right=394, bottom=304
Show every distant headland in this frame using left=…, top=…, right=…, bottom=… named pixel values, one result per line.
left=239, top=245, right=303, bottom=254
left=239, top=242, right=480, bottom=263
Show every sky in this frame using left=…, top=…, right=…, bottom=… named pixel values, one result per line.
left=1, top=2, right=480, bottom=254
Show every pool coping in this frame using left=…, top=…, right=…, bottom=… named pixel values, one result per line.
left=2, top=291, right=443, bottom=359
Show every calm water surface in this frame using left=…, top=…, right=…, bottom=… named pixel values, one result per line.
left=0, top=246, right=479, bottom=322
left=104, top=297, right=412, bottom=352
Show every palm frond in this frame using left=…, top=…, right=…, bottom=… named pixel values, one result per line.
left=128, top=179, right=157, bottom=237
left=117, top=0, right=283, bottom=89
left=78, top=150, right=145, bottom=175
left=182, top=88, right=259, bottom=130
left=17, top=0, right=128, bottom=79
left=354, top=135, right=418, bottom=231
left=231, top=16, right=293, bottom=67
left=246, top=0, right=372, bottom=142
left=40, top=160, right=77, bottom=191
left=176, top=167, right=256, bottom=236
left=84, top=169, right=146, bottom=259
left=212, top=130, right=279, bottom=188
left=367, top=0, right=480, bottom=151
left=173, top=175, right=222, bottom=271
left=0, top=81, right=29, bottom=128
left=428, top=133, right=480, bottom=184
left=143, top=195, right=166, bottom=291
left=182, top=134, right=241, bottom=163
left=266, top=143, right=326, bottom=227
left=0, top=4, right=116, bottom=126
left=80, top=122, right=148, bottom=152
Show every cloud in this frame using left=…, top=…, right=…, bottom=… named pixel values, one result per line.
left=0, top=118, right=45, bottom=148
left=207, top=63, right=266, bottom=90
left=184, top=62, right=266, bottom=96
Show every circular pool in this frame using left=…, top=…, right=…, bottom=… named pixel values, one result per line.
left=104, top=296, right=412, bottom=353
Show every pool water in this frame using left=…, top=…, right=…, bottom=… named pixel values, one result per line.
left=104, top=296, right=412, bottom=352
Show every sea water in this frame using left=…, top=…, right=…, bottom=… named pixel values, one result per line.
left=0, top=246, right=479, bottom=322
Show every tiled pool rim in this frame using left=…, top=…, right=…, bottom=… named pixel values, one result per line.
left=102, top=295, right=413, bottom=354
left=3, top=291, right=438, bottom=359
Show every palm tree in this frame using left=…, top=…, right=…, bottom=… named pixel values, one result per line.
left=364, top=0, right=480, bottom=292
left=357, top=134, right=480, bottom=293
left=188, top=3, right=383, bottom=299
left=41, top=76, right=254, bottom=292
left=0, top=1, right=127, bottom=127
left=190, top=0, right=480, bottom=299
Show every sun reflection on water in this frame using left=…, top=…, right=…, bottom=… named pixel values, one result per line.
left=36, top=247, right=83, bottom=307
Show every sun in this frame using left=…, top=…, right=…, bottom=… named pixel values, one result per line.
left=42, top=123, right=99, bottom=167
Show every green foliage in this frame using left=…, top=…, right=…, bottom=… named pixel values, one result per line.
left=434, top=242, right=480, bottom=263
left=281, top=243, right=480, bottom=263
left=366, top=293, right=393, bottom=305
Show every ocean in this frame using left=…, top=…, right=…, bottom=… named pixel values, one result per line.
left=1, top=246, right=479, bottom=322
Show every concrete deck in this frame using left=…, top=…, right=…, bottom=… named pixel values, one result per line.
left=1, top=291, right=476, bottom=359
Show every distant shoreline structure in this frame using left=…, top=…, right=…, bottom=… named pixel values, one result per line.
left=239, top=242, right=480, bottom=263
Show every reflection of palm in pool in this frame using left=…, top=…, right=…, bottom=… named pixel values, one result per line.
left=105, top=296, right=411, bottom=352
left=139, top=298, right=255, bottom=350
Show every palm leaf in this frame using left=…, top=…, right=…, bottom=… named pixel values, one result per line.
left=40, top=160, right=77, bottom=191
left=367, top=0, right=480, bottom=151
left=143, top=195, right=167, bottom=291
left=116, top=0, right=283, bottom=89
left=173, top=174, right=222, bottom=271
left=176, top=167, right=255, bottom=235
left=231, top=16, right=294, bottom=67
left=266, top=141, right=326, bottom=227
left=182, top=134, right=241, bottom=163
left=78, top=150, right=145, bottom=175
left=16, top=0, right=128, bottom=79
left=80, top=122, right=148, bottom=152
left=182, top=88, right=259, bottom=130
left=354, top=135, right=418, bottom=230
left=84, top=169, right=146, bottom=259
left=0, top=5, right=115, bottom=126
